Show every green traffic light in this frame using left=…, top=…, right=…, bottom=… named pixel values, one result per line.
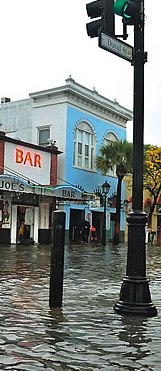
left=114, top=0, right=127, bottom=17
left=114, top=0, right=140, bottom=21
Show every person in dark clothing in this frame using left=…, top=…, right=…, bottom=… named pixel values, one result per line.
left=80, top=219, right=90, bottom=244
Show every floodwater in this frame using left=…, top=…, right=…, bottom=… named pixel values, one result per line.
left=0, top=242, right=161, bottom=371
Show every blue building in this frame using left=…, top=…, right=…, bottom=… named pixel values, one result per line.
left=0, top=76, right=132, bottom=243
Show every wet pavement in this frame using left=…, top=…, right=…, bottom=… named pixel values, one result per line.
left=0, top=242, right=161, bottom=370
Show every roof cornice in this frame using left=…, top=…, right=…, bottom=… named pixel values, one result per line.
left=29, top=76, right=132, bottom=122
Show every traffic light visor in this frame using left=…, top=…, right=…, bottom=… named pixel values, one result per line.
left=114, top=0, right=140, bottom=19
left=114, top=0, right=127, bottom=16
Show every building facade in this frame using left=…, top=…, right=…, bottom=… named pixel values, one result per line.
left=0, top=77, right=132, bottom=243
left=0, top=131, right=61, bottom=244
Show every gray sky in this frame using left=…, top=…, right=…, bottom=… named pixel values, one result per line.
left=0, top=0, right=160, bottom=145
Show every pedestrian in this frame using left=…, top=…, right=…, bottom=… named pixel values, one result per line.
left=18, top=220, right=25, bottom=242
left=90, top=225, right=97, bottom=242
left=80, top=219, right=90, bottom=244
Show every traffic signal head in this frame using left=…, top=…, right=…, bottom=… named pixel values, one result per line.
left=114, top=0, right=140, bottom=25
left=86, top=0, right=115, bottom=38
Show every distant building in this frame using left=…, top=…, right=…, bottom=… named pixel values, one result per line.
left=0, top=76, right=132, bottom=243
left=124, top=175, right=161, bottom=244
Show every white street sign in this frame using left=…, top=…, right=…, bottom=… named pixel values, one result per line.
left=99, top=32, right=133, bottom=62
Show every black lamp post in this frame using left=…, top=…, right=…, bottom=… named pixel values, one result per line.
left=102, top=181, right=111, bottom=246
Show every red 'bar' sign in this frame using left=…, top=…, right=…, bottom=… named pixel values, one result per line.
left=16, top=149, right=42, bottom=168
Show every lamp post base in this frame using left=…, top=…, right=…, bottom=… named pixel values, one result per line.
left=114, top=276, right=157, bottom=317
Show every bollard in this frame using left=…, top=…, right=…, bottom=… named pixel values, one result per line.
left=49, top=210, right=66, bottom=308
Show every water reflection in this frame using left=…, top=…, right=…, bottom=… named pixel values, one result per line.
left=119, top=316, right=152, bottom=361
left=0, top=243, right=160, bottom=370
left=66, top=244, right=127, bottom=282
left=46, top=308, right=68, bottom=345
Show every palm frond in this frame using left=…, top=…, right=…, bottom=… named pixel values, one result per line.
left=96, top=140, right=133, bottom=177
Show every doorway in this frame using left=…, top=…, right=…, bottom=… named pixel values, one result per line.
left=91, top=211, right=102, bottom=241
left=17, top=206, right=34, bottom=243
left=69, top=209, right=84, bottom=243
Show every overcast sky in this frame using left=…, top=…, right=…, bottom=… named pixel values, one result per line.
left=0, top=1, right=160, bottom=146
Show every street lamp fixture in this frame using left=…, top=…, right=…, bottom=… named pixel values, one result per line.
left=102, top=181, right=111, bottom=246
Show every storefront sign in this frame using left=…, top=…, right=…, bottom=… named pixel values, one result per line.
left=61, top=189, right=76, bottom=198
left=5, top=142, right=51, bottom=185
left=53, top=186, right=83, bottom=200
left=0, top=179, right=25, bottom=192
left=16, top=149, right=42, bottom=168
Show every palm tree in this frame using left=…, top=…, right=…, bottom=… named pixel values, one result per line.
left=96, top=139, right=133, bottom=245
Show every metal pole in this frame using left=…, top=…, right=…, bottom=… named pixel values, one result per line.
left=114, top=0, right=157, bottom=316
left=49, top=210, right=66, bottom=308
left=102, top=192, right=107, bottom=245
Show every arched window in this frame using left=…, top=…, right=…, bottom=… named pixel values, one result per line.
left=104, top=132, right=118, bottom=146
left=74, top=122, right=96, bottom=170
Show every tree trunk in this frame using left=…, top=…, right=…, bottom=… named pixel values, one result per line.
left=148, top=199, right=156, bottom=226
left=148, top=185, right=161, bottom=225
left=113, top=177, right=122, bottom=245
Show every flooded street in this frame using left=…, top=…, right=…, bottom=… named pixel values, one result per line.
left=0, top=243, right=161, bottom=370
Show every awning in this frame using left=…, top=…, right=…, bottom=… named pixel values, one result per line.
left=0, top=175, right=95, bottom=201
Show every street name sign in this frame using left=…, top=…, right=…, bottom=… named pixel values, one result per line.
left=99, top=32, right=133, bottom=62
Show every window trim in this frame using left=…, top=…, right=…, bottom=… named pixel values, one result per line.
left=38, top=126, right=50, bottom=146
left=74, top=122, right=96, bottom=171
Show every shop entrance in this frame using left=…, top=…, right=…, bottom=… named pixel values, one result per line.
left=17, top=206, right=34, bottom=243
left=69, top=209, right=84, bottom=243
left=91, top=211, right=102, bottom=241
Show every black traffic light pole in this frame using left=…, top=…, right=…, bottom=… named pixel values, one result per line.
left=114, top=0, right=157, bottom=316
